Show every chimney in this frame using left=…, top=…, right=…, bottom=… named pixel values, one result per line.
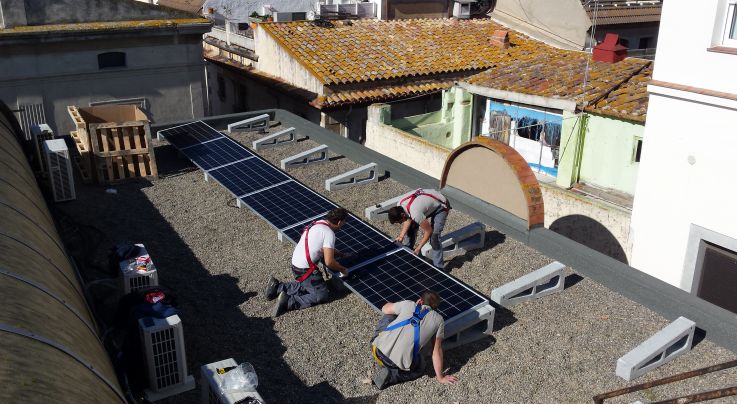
left=490, top=30, right=510, bottom=49
left=593, top=33, right=628, bottom=63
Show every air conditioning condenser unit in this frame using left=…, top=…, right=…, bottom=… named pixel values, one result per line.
left=43, top=139, right=76, bottom=202
left=139, top=314, right=195, bottom=401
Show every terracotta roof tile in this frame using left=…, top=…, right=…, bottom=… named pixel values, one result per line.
left=260, top=18, right=553, bottom=85
left=585, top=63, right=653, bottom=122
left=313, top=80, right=455, bottom=109
left=463, top=51, right=651, bottom=114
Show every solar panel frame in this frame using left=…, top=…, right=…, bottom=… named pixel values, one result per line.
left=206, top=157, right=292, bottom=198
left=238, top=180, right=339, bottom=230
left=340, top=249, right=489, bottom=323
left=159, top=119, right=490, bottom=326
left=158, top=121, right=225, bottom=149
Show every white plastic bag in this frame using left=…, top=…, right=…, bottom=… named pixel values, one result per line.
left=220, top=362, right=258, bottom=392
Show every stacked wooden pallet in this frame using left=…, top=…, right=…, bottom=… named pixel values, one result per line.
left=66, top=105, right=157, bottom=184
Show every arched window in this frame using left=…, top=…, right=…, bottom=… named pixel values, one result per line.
left=98, top=52, right=126, bottom=69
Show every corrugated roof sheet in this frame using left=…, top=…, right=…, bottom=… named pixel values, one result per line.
left=312, top=79, right=456, bottom=108
left=585, top=63, right=652, bottom=122
left=260, top=18, right=559, bottom=85
left=463, top=50, right=651, bottom=108
left=587, top=6, right=662, bottom=24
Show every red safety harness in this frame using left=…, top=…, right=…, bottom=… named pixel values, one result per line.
left=399, top=189, right=449, bottom=220
left=296, top=220, right=330, bottom=282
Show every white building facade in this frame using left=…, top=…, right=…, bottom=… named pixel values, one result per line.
left=630, top=0, right=737, bottom=313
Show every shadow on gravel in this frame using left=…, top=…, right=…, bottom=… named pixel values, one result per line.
left=564, top=273, right=584, bottom=289
left=693, top=327, right=707, bottom=348
left=445, top=230, right=506, bottom=272
left=57, top=155, right=365, bottom=403
left=491, top=304, right=518, bottom=332
left=441, top=336, right=496, bottom=375
left=155, top=144, right=196, bottom=178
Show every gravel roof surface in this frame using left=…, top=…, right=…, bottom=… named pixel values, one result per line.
left=58, top=124, right=737, bottom=404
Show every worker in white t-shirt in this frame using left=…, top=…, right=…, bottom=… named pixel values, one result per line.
left=264, top=208, right=349, bottom=317
left=387, top=189, right=451, bottom=270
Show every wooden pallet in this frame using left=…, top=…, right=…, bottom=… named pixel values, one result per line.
left=95, top=154, right=156, bottom=184
left=70, top=131, right=93, bottom=184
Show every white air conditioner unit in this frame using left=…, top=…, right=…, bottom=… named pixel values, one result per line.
left=31, top=124, right=55, bottom=175
left=139, top=315, right=195, bottom=401
left=118, top=244, right=159, bottom=294
left=201, top=358, right=265, bottom=404
left=43, top=139, right=76, bottom=202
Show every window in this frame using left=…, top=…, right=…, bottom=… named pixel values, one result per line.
left=723, top=1, right=737, bottom=46
left=695, top=241, right=737, bottom=314
left=638, top=37, right=653, bottom=49
left=217, top=74, right=226, bottom=101
left=97, top=52, right=126, bottom=69
left=633, top=138, right=643, bottom=163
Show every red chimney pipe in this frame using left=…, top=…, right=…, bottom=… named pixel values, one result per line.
left=593, top=33, right=628, bottom=63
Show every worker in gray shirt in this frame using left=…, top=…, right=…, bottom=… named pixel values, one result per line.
left=370, top=291, right=459, bottom=389
left=387, top=189, right=450, bottom=270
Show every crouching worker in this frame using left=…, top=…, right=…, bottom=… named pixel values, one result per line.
left=264, top=208, right=349, bottom=317
left=370, top=291, right=459, bottom=389
left=387, top=188, right=450, bottom=270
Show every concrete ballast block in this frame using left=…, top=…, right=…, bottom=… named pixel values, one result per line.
left=490, top=261, right=566, bottom=307
left=227, top=114, right=270, bottom=133
left=364, top=190, right=415, bottom=221
left=325, top=163, right=379, bottom=191
left=420, top=222, right=485, bottom=260
left=252, top=127, right=296, bottom=151
left=280, top=145, right=329, bottom=169
left=616, top=316, right=696, bottom=381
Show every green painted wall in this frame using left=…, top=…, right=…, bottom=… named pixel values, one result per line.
left=388, top=87, right=472, bottom=149
left=556, top=111, right=586, bottom=189
left=578, top=114, right=643, bottom=195
left=556, top=112, right=643, bottom=195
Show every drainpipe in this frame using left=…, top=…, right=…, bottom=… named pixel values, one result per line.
left=573, top=113, right=589, bottom=184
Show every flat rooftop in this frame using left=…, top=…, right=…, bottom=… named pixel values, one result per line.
left=58, top=114, right=736, bottom=403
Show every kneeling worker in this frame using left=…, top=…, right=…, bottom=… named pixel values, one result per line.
left=387, top=188, right=450, bottom=270
left=264, top=208, right=349, bottom=317
left=370, top=291, right=458, bottom=389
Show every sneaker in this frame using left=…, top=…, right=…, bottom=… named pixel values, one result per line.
left=264, top=276, right=280, bottom=301
left=271, top=291, right=288, bottom=318
left=372, top=367, right=390, bottom=390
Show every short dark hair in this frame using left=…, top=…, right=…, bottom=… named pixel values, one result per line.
left=421, top=290, right=441, bottom=310
left=325, top=208, right=348, bottom=224
left=387, top=206, right=406, bottom=224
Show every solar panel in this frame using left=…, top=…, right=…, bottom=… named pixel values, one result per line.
left=343, top=249, right=488, bottom=322
left=207, top=157, right=290, bottom=197
left=159, top=121, right=224, bottom=149
left=281, top=214, right=400, bottom=267
left=180, top=137, right=255, bottom=171
left=239, top=180, right=338, bottom=230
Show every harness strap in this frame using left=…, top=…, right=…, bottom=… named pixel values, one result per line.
left=371, top=344, right=385, bottom=367
left=296, top=220, right=330, bottom=283
left=399, top=189, right=449, bottom=221
left=381, top=304, right=430, bottom=364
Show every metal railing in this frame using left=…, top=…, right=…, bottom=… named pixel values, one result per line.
left=592, top=359, right=737, bottom=404
left=206, top=26, right=255, bottom=50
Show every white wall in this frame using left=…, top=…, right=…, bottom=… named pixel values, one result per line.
left=630, top=0, right=737, bottom=288
left=204, top=0, right=316, bottom=22
left=253, top=24, right=324, bottom=95
left=652, top=0, right=737, bottom=94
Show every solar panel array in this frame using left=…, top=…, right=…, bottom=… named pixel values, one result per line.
left=158, top=120, right=488, bottom=322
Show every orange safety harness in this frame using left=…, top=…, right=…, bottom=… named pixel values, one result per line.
left=296, top=220, right=330, bottom=283
left=399, top=189, right=450, bottom=220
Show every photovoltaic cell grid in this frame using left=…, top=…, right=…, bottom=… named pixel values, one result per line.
left=239, top=180, right=338, bottom=230
left=344, top=249, right=488, bottom=321
left=281, top=214, right=400, bottom=267
left=208, top=157, right=290, bottom=197
left=180, top=137, right=254, bottom=171
left=159, top=121, right=224, bottom=149
left=159, top=119, right=490, bottom=323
